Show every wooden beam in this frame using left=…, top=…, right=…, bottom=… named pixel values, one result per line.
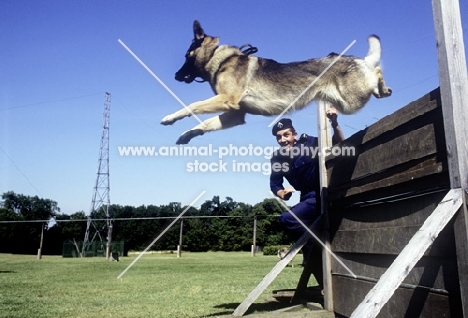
left=432, top=1, right=468, bottom=315
left=432, top=0, right=468, bottom=190
left=453, top=190, right=468, bottom=316
left=349, top=189, right=463, bottom=318
left=251, top=216, right=257, bottom=257
left=317, top=101, right=333, bottom=311
left=291, top=101, right=334, bottom=304
left=333, top=275, right=457, bottom=317
left=177, top=219, right=183, bottom=258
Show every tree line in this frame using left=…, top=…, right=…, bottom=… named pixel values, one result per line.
left=0, top=191, right=293, bottom=255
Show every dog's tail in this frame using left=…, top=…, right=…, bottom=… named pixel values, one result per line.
left=364, top=35, right=381, bottom=69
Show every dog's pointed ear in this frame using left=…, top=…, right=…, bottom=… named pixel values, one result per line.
left=193, top=20, right=205, bottom=40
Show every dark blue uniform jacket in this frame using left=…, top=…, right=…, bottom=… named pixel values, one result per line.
left=270, top=135, right=321, bottom=200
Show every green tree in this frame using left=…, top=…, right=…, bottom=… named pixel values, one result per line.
left=252, top=198, right=291, bottom=246
left=2, top=191, right=59, bottom=220
left=111, top=204, right=138, bottom=255
left=0, top=191, right=60, bottom=254
left=56, top=211, right=87, bottom=241
left=0, top=207, right=22, bottom=253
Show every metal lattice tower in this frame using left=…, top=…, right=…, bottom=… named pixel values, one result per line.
left=82, top=92, right=112, bottom=259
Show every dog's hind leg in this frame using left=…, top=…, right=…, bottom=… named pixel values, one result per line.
left=176, top=111, right=246, bottom=144
left=161, top=94, right=242, bottom=125
left=372, top=67, right=392, bottom=98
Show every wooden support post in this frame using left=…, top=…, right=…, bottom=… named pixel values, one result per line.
left=232, top=215, right=323, bottom=316
left=453, top=190, right=468, bottom=314
left=106, top=224, right=113, bottom=260
left=292, top=101, right=334, bottom=305
left=37, top=223, right=44, bottom=260
left=432, top=0, right=468, bottom=315
left=72, top=238, right=82, bottom=258
left=350, top=189, right=463, bottom=318
left=177, top=219, right=183, bottom=258
left=251, top=216, right=257, bottom=257
left=291, top=251, right=316, bottom=303
left=317, top=101, right=333, bottom=311
left=432, top=0, right=468, bottom=191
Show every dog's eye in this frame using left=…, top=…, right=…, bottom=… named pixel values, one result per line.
left=188, top=38, right=203, bottom=52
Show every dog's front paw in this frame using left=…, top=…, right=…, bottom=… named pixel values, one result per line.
left=161, top=115, right=177, bottom=125
left=383, top=87, right=392, bottom=97
left=373, top=86, right=393, bottom=99
left=176, top=129, right=204, bottom=144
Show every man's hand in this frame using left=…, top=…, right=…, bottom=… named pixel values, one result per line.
left=326, top=106, right=339, bottom=128
left=327, top=105, right=345, bottom=144
left=276, top=188, right=295, bottom=200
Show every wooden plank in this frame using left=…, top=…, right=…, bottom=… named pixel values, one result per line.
left=232, top=216, right=322, bottom=317
left=349, top=189, right=463, bottom=318
left=329, top=190, right=448, bottom=231
left=332, top=227, right=421, bottom=255
left=332, top=88, right=440, bottom=147
left=317, top=101, right=333, bottom=311
left=331, top=254, right=460, bottom=292
left=292, top=101, right=337, bottom=305
left=359, top=88, right=441, bottom=144
left=220, top=310, right=335, bottom=318
left=328, top=157, right=446, bottom=201
left=328, top=173, right=450, bottom=209
left=328, top=121, right=442, bottom=188
left=331, top=223, right=456, bottom=256
left=326, top=88, right=447, bottom=199
left=452, top=190, right=468, bottom=317
left=432, top=1, right=468, bottom=315
left=333, top=275, right=459, bottom=318
left=432, top=0, right=468, bottom=190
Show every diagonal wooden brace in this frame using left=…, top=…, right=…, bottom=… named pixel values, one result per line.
left=232, top=215, right=323, bottom=317
left=350, top=188, right=463, bottom=318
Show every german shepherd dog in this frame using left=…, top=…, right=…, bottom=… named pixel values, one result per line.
left=161, top=20, right=392, bottom=144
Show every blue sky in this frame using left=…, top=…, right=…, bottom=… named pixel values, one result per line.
left=1, top=1, right=467, bottom=214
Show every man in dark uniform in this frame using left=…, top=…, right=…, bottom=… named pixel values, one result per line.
left=270, top=107, right=344, bottom=289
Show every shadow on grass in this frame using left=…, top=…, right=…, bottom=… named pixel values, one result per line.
left=203, top=287, right=324, bottom=317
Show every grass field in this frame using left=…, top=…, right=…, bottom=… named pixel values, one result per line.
left=0, top=252, right=318, bottom=318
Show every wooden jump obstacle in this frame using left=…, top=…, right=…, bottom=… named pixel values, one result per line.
left=232, top=0, right=467, bottom=316
left=327, top=87, right=465, bottom=317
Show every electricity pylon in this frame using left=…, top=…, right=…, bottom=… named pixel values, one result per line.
left=82, top=92, right=112, bottom=259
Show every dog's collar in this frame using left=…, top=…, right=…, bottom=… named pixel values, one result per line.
left=195, top=44, right=258, bottom=84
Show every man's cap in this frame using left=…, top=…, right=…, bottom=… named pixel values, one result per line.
left=272, top=118, right=295, bottom=135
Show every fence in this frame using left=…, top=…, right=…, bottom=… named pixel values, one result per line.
left=62, top=241, right=124, bottom=258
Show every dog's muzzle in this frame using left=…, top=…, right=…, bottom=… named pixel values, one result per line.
left=175, top=71, right=194, bottom=83
left=175, top=62, right=196, bottom=83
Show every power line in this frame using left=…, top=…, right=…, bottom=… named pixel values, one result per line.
left=0, top=214, right=281, bottom=224
left=390, top=74, right=438, bottom=93
left=0, top=92, right=103, bottom=111
left=0, top=144, right=42, bottom=196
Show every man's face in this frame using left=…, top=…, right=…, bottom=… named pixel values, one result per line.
left=275, top=128, right=297, bottom=149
